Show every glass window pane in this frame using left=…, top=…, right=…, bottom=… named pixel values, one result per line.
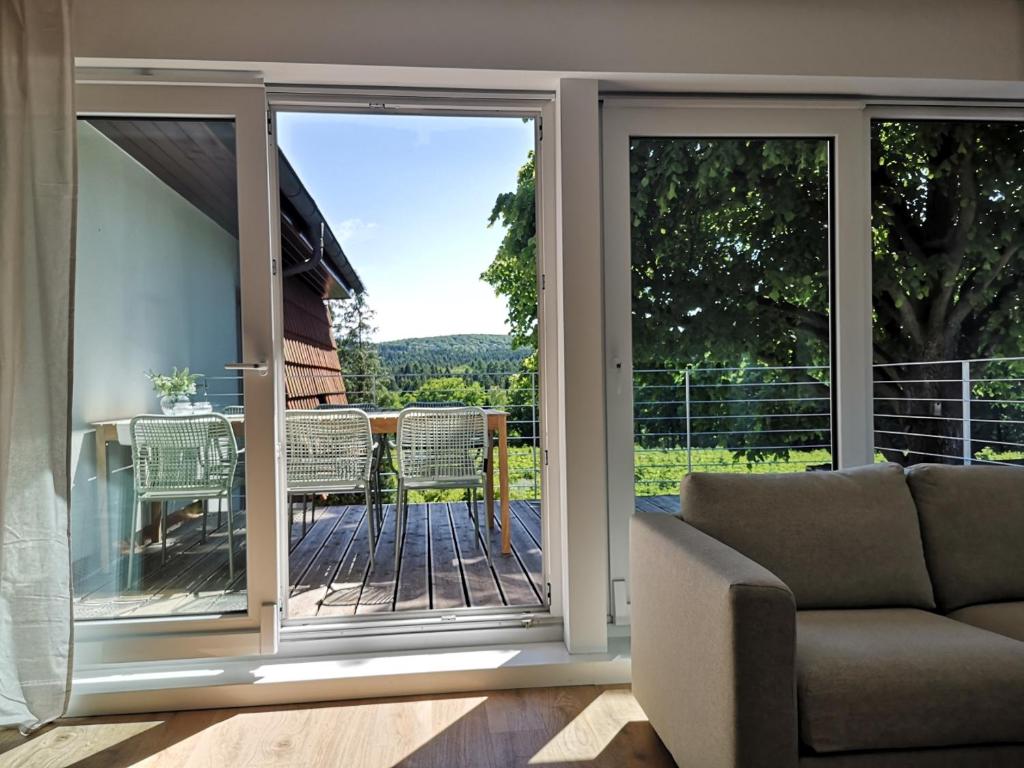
left=872, top=119, right=1024, bottom=467
left=71, top=118, right=247, bottom=619
left=630, top=137, right=834, bottom=506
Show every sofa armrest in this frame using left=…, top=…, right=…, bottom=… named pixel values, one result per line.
left=630, top=513, right=797, bottom=768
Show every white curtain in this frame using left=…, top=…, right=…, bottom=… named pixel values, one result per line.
left=0, top=0, right=76, bottom=733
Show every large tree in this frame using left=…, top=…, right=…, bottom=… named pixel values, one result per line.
left=484, top=121, right=1024, bottom=465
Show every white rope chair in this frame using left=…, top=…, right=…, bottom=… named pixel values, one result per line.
left=222, top=405, right=245, bottom=416
left=128, top=414, right=239, bottom=589
left=285, top=409, right=378, bottom=561
left=396, top=407, right=490, bottom=566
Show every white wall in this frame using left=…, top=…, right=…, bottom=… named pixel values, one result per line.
left=71, top=122, right=240, bottom=581
left=72, top=0, right=1023, bottom=91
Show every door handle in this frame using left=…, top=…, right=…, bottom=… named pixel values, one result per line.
left=225, top=361, right=269, bottom=376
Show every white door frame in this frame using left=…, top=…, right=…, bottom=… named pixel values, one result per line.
left=265, top=90, right=564, bottom=635
left=600, top=98, right=872, bottom=614
left=73, top=81, right=281, bottom=664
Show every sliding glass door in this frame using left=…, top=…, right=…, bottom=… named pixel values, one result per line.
left=602, top=101, right=870, bottom=619
left=72, top=83, right=280, bottom=662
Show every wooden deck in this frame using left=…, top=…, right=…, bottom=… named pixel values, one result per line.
left=287, top=500, right=545, bottom=619
left=635, top=495, right=680, bottom=515
left=72, top=498, right=548, bottom=620
left=74, top=495, right=679, bottom=620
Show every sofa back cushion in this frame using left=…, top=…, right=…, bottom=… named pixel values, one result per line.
left=905, top=464, right=1024, bottom=612
left=679, top=463, right=935, bottom=609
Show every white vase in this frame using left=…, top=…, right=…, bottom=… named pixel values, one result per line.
left=160, top=394, right=192, bottom=416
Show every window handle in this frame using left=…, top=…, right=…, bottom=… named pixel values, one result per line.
left=225, top=361, right=269, bottom=376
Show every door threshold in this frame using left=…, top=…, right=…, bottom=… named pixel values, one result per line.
left=68, top=638, right=631, bottom=717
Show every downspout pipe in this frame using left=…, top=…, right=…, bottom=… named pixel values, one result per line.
left=283, top=221, right=325, bottom=277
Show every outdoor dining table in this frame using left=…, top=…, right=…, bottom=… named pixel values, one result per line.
left=91, top=408, right=514, bottom=566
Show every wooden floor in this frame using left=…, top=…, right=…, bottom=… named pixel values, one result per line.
left=288, top=500, right=545, bottom=619
left=0, top=685, right=674, bottom=768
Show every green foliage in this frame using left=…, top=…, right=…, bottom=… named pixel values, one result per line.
left=379, top=334, right=530, bottom=381
left=486, top=124, right=1024, bottom=467
left=871, top=120, right=1024, bottom=362
left=330, top=293, right=391, bottom=403
left=481, top=152, right=538, bottom=349
left=146, top=367, right=199, bottom=397
left=410, top=376, right=486, bottom=406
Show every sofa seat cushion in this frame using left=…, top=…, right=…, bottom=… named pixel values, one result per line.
left=680, top=463, right=935, bottom=609
left=906, top=464, right=1024, bottom=612
left=949, top=601, right=1024, bottom=643
left=796, top=608, right=1024, bottom=754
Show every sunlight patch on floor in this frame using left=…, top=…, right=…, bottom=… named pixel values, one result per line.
left=528, top=688, right=649, bottom=764
left=0, top=720, right=164, bottom=767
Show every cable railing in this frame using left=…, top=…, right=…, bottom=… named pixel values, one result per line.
left=286, top=369, right=542, bottom=501
left=633, top=365, right=833, bottom=494
left=873, top=356, right=1024, bottom=468
left=202, top=355, right=1024, bottom=504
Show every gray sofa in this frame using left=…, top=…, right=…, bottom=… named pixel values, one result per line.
left=630, top=463, right=1024, bottom=767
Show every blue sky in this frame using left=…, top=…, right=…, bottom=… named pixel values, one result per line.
left=277, top=112, right=535, bottom=342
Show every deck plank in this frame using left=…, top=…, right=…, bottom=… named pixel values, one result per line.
left=430, top=504, right=467, bottom=610
left=289, top=506, right=364, bottom=618
left=395, top=503, right=430, bottom=612
left=504, top=503, right=544, bottom=602
left=490, top=508, right=542, bottom=607
left=317, top=510, right=374, bottom=617
left=355, top=505, right=399, bottom=614
left=287, top=505, right=344, bottom=589
left=449, top=500, right=503, bottom=608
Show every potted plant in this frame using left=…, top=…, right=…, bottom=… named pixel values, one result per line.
left=146, top=367, right=201, bottom=415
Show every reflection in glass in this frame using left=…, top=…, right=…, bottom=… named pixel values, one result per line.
left=71, top=118, right=246, bottom=619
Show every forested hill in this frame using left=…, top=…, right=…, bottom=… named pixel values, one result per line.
left=379, top=334, right=531, bottom=374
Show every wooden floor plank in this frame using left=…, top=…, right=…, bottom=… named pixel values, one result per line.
left=317, top=509, right=374, bottom=617
left=395, top=503, right=430, bottom=612
left=430, top=504, right=467, bottom=610
left=289, top=506, right=363, bottom=618
left=355, top=505, right=399, bottom=614
left=449, top=500, right=503, bottom=608
left=511, top=499, right=542, bottom=544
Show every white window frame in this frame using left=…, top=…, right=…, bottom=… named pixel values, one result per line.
left=601, top=98, right=872, bottom=616
left=264, top=89, right=564, bottom=644
left=72, top=81, right=281, bottom=664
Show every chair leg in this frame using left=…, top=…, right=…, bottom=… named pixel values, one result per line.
left=202, top=499, right=208, bottom=543
left=302, top=495, right=308, bottom=536
left=160, top=502, right=168, bottom=564
left=394, top=480, right=405, bottom=571
left=471, top=487, right=490, bottom=564
left=288, top=493, right=293, bottom=532
left=126, top=495, right=142, bottom=591
left=226, top=492, right=235, bottom=581
left=365, top=487, right=376, bottom=564
left=310, top=494, right=316, bottom=527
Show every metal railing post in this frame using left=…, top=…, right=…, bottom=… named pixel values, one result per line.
left=685, top=368, right=692, bottom=474
left=961, top=360, right=972, bottom=465
left=531, top=371, right=539, bottom=500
